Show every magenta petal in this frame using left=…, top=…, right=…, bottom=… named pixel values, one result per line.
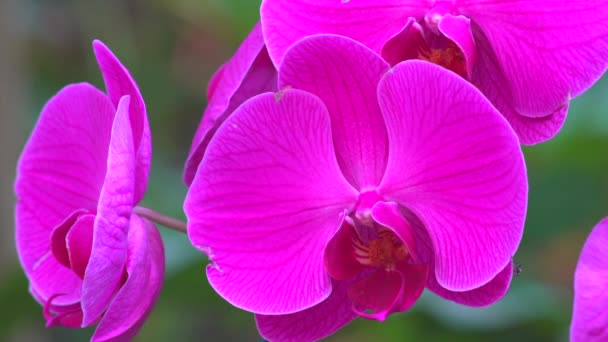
left=324, top=223, right=366, bottom=281
left=91, top=215, right=164, bottom=342
left=93, top=40, right=151, bottom=203
left=184, top=23, right=277, bottom=186
left=206, top=63, right=226, bottom=100
left=15, top=83, right=114, bottom=224
left=428, top=261, right=513, bottom=307
left=185, top=90, right=358, bottom=314
left=16, top=83, right=115, bottom=304
left=377, top=61, right=527, bottom=291
left=500, top=97, right=568, bottom=145
left=471, top=31, right=569, bottom=144
left=571, top=218, right=608, bottom=342
left=280, top=35, right=390, bottom=189
left=261, top=0, right=430, bottom=67
left=82, top=96, right=135, bottom=325
left=66, top=214, right=95, bottom=279
left=256, top=280, right=357, bottom=342
left=438, top=14, right=476, bottom=79
left=464, top=1, right=608, bottom=119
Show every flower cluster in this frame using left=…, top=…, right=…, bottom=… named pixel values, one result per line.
left=14, top=1, right=608, bottom=341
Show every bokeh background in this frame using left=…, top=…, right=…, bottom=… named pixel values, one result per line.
left=1, top=1, right=607, bottom=341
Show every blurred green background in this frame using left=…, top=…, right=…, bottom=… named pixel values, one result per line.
left=1, top=0, right=607, bottom=341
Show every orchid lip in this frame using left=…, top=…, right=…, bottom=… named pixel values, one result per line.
left=325, top=210, right=427, bottom=321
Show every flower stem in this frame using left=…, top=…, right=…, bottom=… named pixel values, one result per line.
left=133, top=206, right=187, bottom=234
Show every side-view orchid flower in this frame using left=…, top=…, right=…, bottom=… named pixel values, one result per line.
left=185, top=35, right=528, bottom=341
left=260, top=0, right=608, bottom=144
left=571, top=217, right=608, bottom=342
left=15, top=41, right=164, bottom=341
left=183, top=22, right=278, bottom=186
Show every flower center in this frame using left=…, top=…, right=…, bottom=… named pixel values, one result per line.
left=323, top=202, right=429, bottom=321
left=353, top=228, right=410, bottom=269
left=417, top=39, right=467, bottom=78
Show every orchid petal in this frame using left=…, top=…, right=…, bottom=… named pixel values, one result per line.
left=207, top=63, right=226, bottom=100
left=462, top=0, right=608, bottom=118
left=82, top=96, right=135, bottom=325
left=261, top=0, right=430, bottom=67
left=93, top=40, right=151, bottom=203
left=377, top=61, right=527, bottom=291
left=477, top=42, right=570, bottom=145
left=184, top=23, right=277, bottom=185
left=428, top=261, right=513, bottom=306
left=92, top=215, right=164, bottom=342
left=471, top=28, right=569, bottom=144
left=185, top=90, right=358, bottom=314
left=15, top=83, right=115, bottom=303
left=256, top=280, right=357, bottom=342
left=280, top=35, right=390, bottom=189
left=438, top=14, right=476, bottom=79
left=571, top=218, right=608, bottom=342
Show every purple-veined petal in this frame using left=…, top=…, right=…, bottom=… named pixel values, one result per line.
left=505, top=104, right=568, bottom=146
left=427, top=261, right=513, bottom=307
left=185, top=89, right=358, bottom=314
left=280, top=35, right=390, bottom=189
left=402, top=210, right=514, bottom=306
left=184, top=23, right=278, bottom=186
left=438, top=14, right=476, bottom=79
left=91, top=215, right=165, bottom=342
left=571, top=218, right=608, bottom=342
left=82, top=96, right=135, bottom=325
left=261, top=0, right=430, bottom=67
left=15, top=83, right=115, bottom=304
left=461, top=0, right=608, bottom=119
left=377, top=61, right=527, bottom=291
left=93, top=40, right=151, bottom=203
left=256, top=280, right=357, bottom=342
left=471, top=27, right=569, bottom=144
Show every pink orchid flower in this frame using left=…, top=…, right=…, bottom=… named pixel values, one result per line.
left=183, top=23, right=278, bottom=186
left=571, top=218, right=608, bottom=342
left=261, top=0, right=608, bottom=145
left=185, top=35, right=527, bottom=341
left=15, top=41, right=164, bottom=342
